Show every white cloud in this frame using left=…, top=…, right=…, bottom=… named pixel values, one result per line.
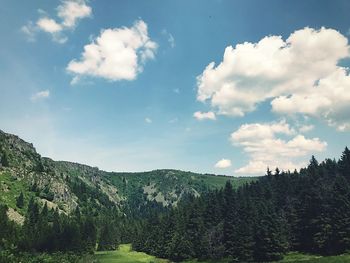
left=57, top=0, right=92, bottom=28
left=145, top=117, right=152, bottom=124
left=162, top=29, right=175, bottom=48
left=299, top=124, right=314, bottom=133
left=67, top=20, right=157, bottom=82
left=21, top=22, right=37, bottom=42
left=22, top=0, right=91, bottom=43
left=215, top=158, right=232, bottom=168
left=193, top=111, right=216, bottom=121
left=30, top=90, right=50, bottom=102
left=167, top=33, right=175, bottom=48
left=37, top=17, right=63, bottom=33
left=196, top=27, right=350, bottom=130
left=231, top=120, right=327, bottom=175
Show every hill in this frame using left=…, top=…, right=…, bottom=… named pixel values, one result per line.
left=0, top=129, right=255, bottom=223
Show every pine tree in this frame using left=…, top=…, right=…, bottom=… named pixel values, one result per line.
left=339, top=147, right=350, bottom=178
left=0, top=205, right=9, bottom=248
left=98, top=218, right=118, bottom=251
left=222, top=181, right=237, bottom=257
left=81, top=216, right=97, bottom=252
left=0, top=152, right=9, bottom=167
left=330, top=175, right=350, bottom=254
left=16, top=192, right=24, bottom=209
left=308, top=155, right=319, bottom=177
left=22, top=197, right=40, bottom=251
left=253, top=202, right=286, bottom=261
left=52, top=208, right=61, bottom=251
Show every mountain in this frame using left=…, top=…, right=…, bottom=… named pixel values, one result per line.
left=0, top=129, right=256, bottom=223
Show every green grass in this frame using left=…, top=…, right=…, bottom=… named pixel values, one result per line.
left=183, top=259, right=230, bottom=263
left=184, top=252, right=350, bottom=263
left=95, top=244, right=169, bottom=263
left=0, top=170, right=33, bottom=213
left=276, top=252, right=350, bottom=262
left=95, top=246, right=350, bottom=263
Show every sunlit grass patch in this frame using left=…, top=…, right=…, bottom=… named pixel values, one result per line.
left=95, top=244, right=169, bottom=263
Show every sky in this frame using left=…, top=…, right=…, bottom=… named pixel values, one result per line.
left=1, top=0, right=350, bottom=176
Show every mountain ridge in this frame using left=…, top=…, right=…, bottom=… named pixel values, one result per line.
left=0, top=129, right=256, bottom=223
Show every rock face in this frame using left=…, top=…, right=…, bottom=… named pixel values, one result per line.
left=0, top=129, right=121, bottom=216
left=0, top=129, right=255, bottom=223
left=7, top=207, right=24, bottom=225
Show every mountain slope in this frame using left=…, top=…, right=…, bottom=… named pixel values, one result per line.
left=0, top=129, right=256, bottom=222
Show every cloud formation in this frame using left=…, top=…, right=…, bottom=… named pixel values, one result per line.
left=215, top=158, right=232, bottom=168
left=193, top=111, right=216, bottom=121
left=57, top=0, right=92, bottom=28
left=298, top=124, right=314, bottom=133
left=231, top=120, right=327, bottom=175
left=67, top=20, right=157, bottom=82
left=161, top=29, right=175, bottom=48
left=30, top=90, right=50, bottom=102
left=197, top=27, right=350, bottom=130
left=22, top=0, right=92, bottom=43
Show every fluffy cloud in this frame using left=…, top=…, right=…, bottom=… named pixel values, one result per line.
left=67, top=20, right=157, bottom=82
left=215, top=158, right=232, bottom=168
left=57, top=0, right=92, bottom=28
left=37, top=18, right=63, bottom=33
left=22, top=0, right=91, bottom=43
left=298, top=124, right=314, bottom=133
left=197, top=27, right=350, bottom=130
left=30, top=90, right=50, bottom=102
left=271, top=68, right=350, bottom=131
left=193, top=111, right=216, bottom=120
left=231, top=121, right=327, bottom=175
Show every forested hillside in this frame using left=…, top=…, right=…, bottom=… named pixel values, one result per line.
left=0, top=130, right=252, bottom=261
left=132, top=149, right=350, bottom=262
left=1, top=129, right=350, bottom=263
left=0, top=129, right=251, bottom=218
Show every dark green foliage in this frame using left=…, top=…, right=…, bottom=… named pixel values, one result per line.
left=0, top=250, right=96, bottom=263
left=0, top=205, right=19, bottom=250
left=0, top=152, right=9, bottom=167
left=13, top=198, right=100, bottom=254
left=2, top=142, right=350, bottom=262
left=130, top=148, right=350, bottom=262
left=339, top=147, right=350, bottom=178
left=16, top=192, right=24, bottom=208
left=39, top=186, right=55, bottom=202
left=222, top=181, right=237, bottom=257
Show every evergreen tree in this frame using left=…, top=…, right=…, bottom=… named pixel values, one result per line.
left=22, top=197, right=40, bottom=251
left=98, top=218, right=119, bottom=251
left=330, top=175, right=350, bottom=254
left=81, top=216, right=97, bottom=252
left=222, top=181, right=237, bottom=257
left=339, top=147, right=350, bottom=178
left=16, top=192, right=24, bottom=209
left=253, top=203, right=286, bottom=261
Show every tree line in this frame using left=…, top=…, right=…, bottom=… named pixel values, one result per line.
left=130, top=148, right=350, bottom=262
left=0, top=180, right=124, bottom=262
left=1, top=147, right=350, bottom=262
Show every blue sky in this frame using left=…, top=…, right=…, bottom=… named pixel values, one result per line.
left=1, top=0, right=350, bottom=176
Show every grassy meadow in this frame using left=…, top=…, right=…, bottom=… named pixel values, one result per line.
left=95, top=244, right=169, bottom=263
left=276, top=252, right=350, bottom=262
left=96, top=245, right=350, bottom=263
